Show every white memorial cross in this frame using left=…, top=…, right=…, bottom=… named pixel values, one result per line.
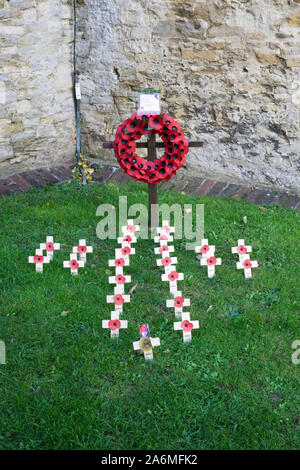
left=102, top=311, right=128, bottom=338
left=133, top=336, right=160, bottom=360
left=195, top=238, right=215, bottom=258
left=63, top=253, right=84, bottom=275
left=39, top=236, right=60, bottom=261
left=121, top=219, right=140, bottom=237
left=117, top=234, right=137, bottom=246
left=174, top=312, right=199, bottom=343
left=115, top=246, right=135, bottom=261
left=232, top=239, right=252, bottom=258
left=72, top=239, right=93, bottom=263
left=154, top=244, right=174, bottom=257
left=106, top=293, right=130, bottom=313
left=154, top=233, right=174, bottom=245
left=28, top=248, right=50, bottom=273
left=156, top=220, right=175, bottom=235
left=200, top=255, right=222, bottom=278
left=156, top=255, right=178, bottom=273
left=108, top=272, right=131, bottom=295
left=166, top=292, right=190, bottom=318
left=237, top=256, right=258, bottom=279
left=161, top=270, right=184, bottom=295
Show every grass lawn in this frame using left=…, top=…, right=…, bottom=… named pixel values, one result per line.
left=0, top=179, right=299, bottom=450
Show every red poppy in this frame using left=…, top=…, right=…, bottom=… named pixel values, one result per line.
left=120, top=131, right=132, bottom=141
left=149, top=115, right=164, bottom=131
left=238, top=245, right=247, bottom=255
left=174, top=296, right=184, bottom=308
left=115, top=258, right=125, bottom=267
left=115, top=274, right=126, bottom=284
left=207, top=256, right=217, bottom=266
left=163, top=115, right=175, bottom=129
left=70, top=259, right=79, bottom=270
left=123, top=235, right=132, bottom=243
left=125, top=119, right=140, bottom=133
left=46, top=242, right=54, bottom=252
left=108, top=319, right=121, bottom=330
left=121, top=246, right=131, bottom=256
left=244, top=259, right=252, bottom=269
left=77, top=245, right=87, bottom=254
left=161, top=224, right=170, bottom=233
left=181, top=320, right=193, bottom=332
left=159, top=245, right=169, bottom=254
left=162, top=256, right=172, bottom=266
left=127, top=224, right=136, bottom=233
left=114, top=294, right=124, bottom=306
left=33, top=254, right=44, bottom=263
left=168, top=271, right=179, bottom=281
left=160, top=235, right=168, bottom=241
left=201, top=244, right=210, bottom=254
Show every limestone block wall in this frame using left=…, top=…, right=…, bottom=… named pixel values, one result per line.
left=0, top=0, right=74, bottom=178
left=76, top=0, right=300, bottom=192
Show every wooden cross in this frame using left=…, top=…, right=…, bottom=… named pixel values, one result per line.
left=195, top=238, right=215, bottom=259
left=72, top=239, right=93, bottom=264
left=236, top=256, right=258, bottom=279
left=40, top=236, right=60, bottom=261
left=166, top=292, right=191, bottom=318
left=173, top=312, right=199, bottom=343
left=200, top=255, right=222, bottom=278
left=102, top=138, right=203, bottom=228
left=231, top=239, right=252, bottom=257
left=28, top=248, right=50, bottom=273
left=102, top=311, right=128, bottom=338
left=63, top=253, right=84, bottom=275
left=133, top=334, right=160, bottom=360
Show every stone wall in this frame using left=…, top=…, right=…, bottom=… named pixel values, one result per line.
left=77, top=0, right=300, bottom=192
left=0, top=0, right=74, bottom=178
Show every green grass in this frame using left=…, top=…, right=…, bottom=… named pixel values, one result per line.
left=0, top=179, right=299, bottom=450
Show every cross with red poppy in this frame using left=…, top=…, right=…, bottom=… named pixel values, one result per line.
left=195, top=238, right=215, bottom=258
left=173, top=312, right=199, bottom=343
left=40, top=236, right=60, bottom=261
left=154, top=233, right=174, bottom=245
left=200, top=255, right=222, bottom=278
left=115, top=246, right=135, bottom=260
left=166, top=293, right=191, bottom=318
left=63, top=253, right=84, bottom=275
left=156, top=255, right=178, bottom=271
left=102, top=312, right=128, bottom=338
left=236, top=255, right=258, bottom=279
left=108, top=273, right=131, bottom=295
left=154, top=244, right=175, bottom=257
left=161, top=270, right=184, bottom=295
left=108, top=257, right=130, bottom=272
left=157, top=220, right=175, bottom=235
left=106, top=293, right=130, bottom=312
left=121, top=219, right=140, bottom=237
left=28, top=248, right=51, bottom=273
left=72, top=239, right=93, bottom=263
left=232, top=239, right=252, bottom=258
left=117, top=233, right=137, bottom=246
left=133, top=333, right=160, bottom=360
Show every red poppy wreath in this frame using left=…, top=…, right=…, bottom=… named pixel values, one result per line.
left=113, top=113, right=189, bottom=184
